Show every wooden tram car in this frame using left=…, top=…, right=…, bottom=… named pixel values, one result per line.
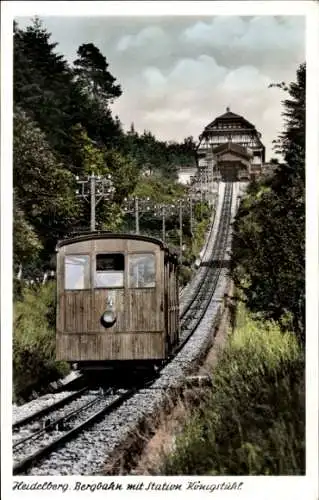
left=56, top=232, right=180, bottom=371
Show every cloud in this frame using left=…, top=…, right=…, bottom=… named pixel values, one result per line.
left=180, top=16, right=304, bottom=74
left=143, top=67, right=166, bottom=89
left=169, top=55, right=226, bottom=87
left=144, top=108, right=192, bottom=124
left=16, top=15, right=305, bottom=160
left=110, top=16, right=304, bottom=159
left=182, top=16, right=246, bottom=46
left=117, top=26, right=169, bottom=51
left=223, top=66, right=272, bottom=93
left=111, top=51, right=287, bottom=158
left=236, top=16, right=303, bottom=52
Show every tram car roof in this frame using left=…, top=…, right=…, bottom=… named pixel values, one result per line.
left=56, top=231, right=179, bottom=262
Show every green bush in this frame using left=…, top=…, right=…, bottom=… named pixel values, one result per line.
left=161, top=304, right=305, bottom=475
left=179, top=266, right=193, bottom=287
left=13, top=282, right=69, bottom=403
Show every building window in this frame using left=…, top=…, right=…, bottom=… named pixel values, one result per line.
left=94, top=253, right=124, bottom=288
left=129, top=254, right=156, bottom=288
left=65, top=255, right=90, bottom=290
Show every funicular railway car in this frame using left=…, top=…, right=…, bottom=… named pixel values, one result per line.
left=55, top=233, right=180, bottom=372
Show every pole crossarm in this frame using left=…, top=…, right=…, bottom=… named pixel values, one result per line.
left=121, top=195, right=196, bottom=247
left=95, top=175, right=115, bottom=206
left=122, top=196, right=158, bottom=235
left=75, top=172, right=115, bottom=231
left=121, top=193, right=213, bottom=261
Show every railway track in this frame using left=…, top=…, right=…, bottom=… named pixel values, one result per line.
left=179, top=184, right=224, bottom=315
left=13, top=182, right=234, bottom=475
left=178, top=182, right=233, bottom=345
left=13, top=388, right=136, bottom=474
left=12, top=387, right=89, bottom=430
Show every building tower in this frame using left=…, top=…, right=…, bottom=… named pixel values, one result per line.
left=197, top=107, right=266, bottom=181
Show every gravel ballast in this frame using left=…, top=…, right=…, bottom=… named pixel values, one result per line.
left=15, top=182, right=243, bottom=476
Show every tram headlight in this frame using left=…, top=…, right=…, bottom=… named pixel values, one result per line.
left=101, top=310, right=117, bottom=328
left=100, top=297, right=117, bottom=328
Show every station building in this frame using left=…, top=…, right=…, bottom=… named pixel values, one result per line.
left=197, top=107, right=266, bottom=182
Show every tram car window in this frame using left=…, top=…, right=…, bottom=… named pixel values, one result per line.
left=55, top=233, right=180, bottom=371
left=129, top=254, right=156, bottom=288
left=65, top=255, right=90, bottom=290
left=95, top=253, right=124, bottom=288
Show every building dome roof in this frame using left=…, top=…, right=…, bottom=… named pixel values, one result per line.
left=197, top=106, right=265, bottom=162
left=203, top=107, right=256, bottom=134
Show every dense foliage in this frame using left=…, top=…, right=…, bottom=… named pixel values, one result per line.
left=158, top=65, right=306, bottom=477
left=13, top=18, right=197, bottom=278
left=161, top=303, right=304, bottom=475
left=12, top=18, right=203, bottom=400
left=231, top=63, right=305, bottom=343
left=119, top=125, right=197, bottom=180
left=13, top=107, right=78, bottom=275
left=13, top=282, right=69, bottom=403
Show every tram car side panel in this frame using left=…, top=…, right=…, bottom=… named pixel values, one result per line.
left=166, top=257, right=180, bottom=349
left=56, top=234, right=179, bottom=367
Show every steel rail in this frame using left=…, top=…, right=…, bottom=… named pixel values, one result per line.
left=12, top=387, right=89, bottom=430
left=174, top=183, right=233, bottom=355
left=13, top=393, right=107, bottom=450
left=13, top=389, right=136, bottom=475
left=180, top=183, right=232, bottom=325
left=12, top=183, right=234, bottom=476
left=179, top=218, right=218, bottom=317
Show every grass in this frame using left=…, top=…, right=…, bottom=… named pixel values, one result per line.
left=13, top=281, right=69, bottom=403
left=161, top=302, right=305, bottom=475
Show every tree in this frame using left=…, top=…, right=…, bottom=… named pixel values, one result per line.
left=14, top=18, right=75, bottom=153
left=119, top=128, right=196, bottom=181
left=270, top=64, right=305, bottom=192
left=73, top=43, right=122, bottom=104
left=13, top=18, right=200, bottom=274
left=69, top=123, right=106, bottom=175
left=104, top=149, right=139, bottom=205
left=69, top=124, right=139, bottom=230
left=14, top=107, right=78, bottom=270
left=13, top=198, right=43, bottom=274
left=14, top=19, right=123, bottom=162
left=231, top=63, right=305, bottom=342
left=72, top=43, right=123, bottom=149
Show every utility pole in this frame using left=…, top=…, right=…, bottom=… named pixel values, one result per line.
left=189, top=196, right=194, bottom=254
left=188, top=181, right=198, bottom=239
left=153, top=203, right=176, bottom=243
left=76, top=172, right=114, bottom=231
left=135, top=197, right=139, bottom=234
left=90, top=173, right=96, bottom=232
left=123, top=197, right=195, bottom=261
left=162, top=205, right=166, bottom=241
left=200, top=170, right=203, bottom=218
left=123, top=196, right=154, bottom=235
left=189, top=195, right=193, bottom=237
left=179, top=200, right=183, bottom=264
left=206, top=147, right=214, bottom=207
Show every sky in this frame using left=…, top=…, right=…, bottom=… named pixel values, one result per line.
left=15, top=15, right=305, bottom=161
left=2, top=6, right=318, bottom=497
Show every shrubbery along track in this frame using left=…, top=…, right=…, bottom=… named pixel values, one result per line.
left=13, top=182, right=234, bottom=475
